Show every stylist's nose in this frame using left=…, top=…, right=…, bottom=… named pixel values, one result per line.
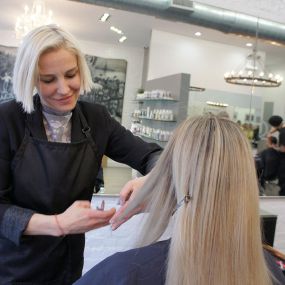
left=57, top=79, right=69, bottom=95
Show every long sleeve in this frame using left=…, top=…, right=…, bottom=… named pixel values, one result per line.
left=0, top=104, right=35, bottom=245
left=78, top=102, right=163, bottom=175
left=101, top=106, right=162, bottom=175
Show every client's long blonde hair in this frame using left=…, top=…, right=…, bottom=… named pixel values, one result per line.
left=125, top=115, right=273, bottom=285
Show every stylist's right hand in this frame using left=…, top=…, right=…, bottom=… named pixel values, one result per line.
left=57, top=201, right=116, bottom=235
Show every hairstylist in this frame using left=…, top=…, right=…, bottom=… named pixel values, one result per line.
left=0, top=24, right=161, bottom=285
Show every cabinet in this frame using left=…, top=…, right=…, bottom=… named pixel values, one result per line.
left=131, top=73, right=190, bottom=147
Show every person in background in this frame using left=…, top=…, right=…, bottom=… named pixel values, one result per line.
left=278, top=152, right=285, bottom=196
left=268, top=115, right=285, bottom=152
left=258, top=136, right=280, bottom=196
left=243, top=123, right=254, bottom=141
left=0, top=25, right=161, bottom=284
left=268, top=115, right=285, bottom=196
left=76, top=115, right=285, bottom=285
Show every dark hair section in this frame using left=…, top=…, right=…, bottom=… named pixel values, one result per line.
left=268, top=115, right=283, bottom=127
left=268, top=136, right=277, bottom=145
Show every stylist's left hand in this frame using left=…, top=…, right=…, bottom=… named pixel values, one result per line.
left=56, top=201, right=116, bottom=235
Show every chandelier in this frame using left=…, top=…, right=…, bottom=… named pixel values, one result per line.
left=224, top=17, right=282, bottom=88
left=15, top=0, right=54, bottom=39
left=224, top=52, right=283, bottom=87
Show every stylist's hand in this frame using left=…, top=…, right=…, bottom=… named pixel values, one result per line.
left=110, top=175, right=148, bottom=230
left=57, top=201, right=116, bottom=235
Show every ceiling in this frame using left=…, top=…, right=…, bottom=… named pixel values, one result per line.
left=1, top=0, right=285, bottom=65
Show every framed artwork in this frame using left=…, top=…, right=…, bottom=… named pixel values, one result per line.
left=81, top=55, right=127, bottom=123
left=0, top=45, right=128, bottom=124
left=0, top=45, right=17, bottom=104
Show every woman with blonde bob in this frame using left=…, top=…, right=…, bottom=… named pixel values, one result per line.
left=75, top=115, right=285, bottom=285
left=0, top=24, right=161, bottom=284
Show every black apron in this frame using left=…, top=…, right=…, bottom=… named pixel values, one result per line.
left=0, top=105, right=100, bottom=285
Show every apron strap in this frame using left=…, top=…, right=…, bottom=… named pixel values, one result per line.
left=24, top=113, right=33, bottom=135
left=24, top=103, right=101, bottom=161
left=76, top=105, right=100, bottom=159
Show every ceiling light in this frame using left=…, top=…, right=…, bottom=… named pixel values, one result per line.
left=99, top=13, right=110, bottom=22
left=270, top=41, right=282, bottom=46
left=224, top=53, right=282, bottom=87
left=206, top=101, right=228, bottom=107
left=119, top=36, right=127, bottom=43
left=246, top=43, right=253, bottom=47
left=110, top=26, right=123, bottom=34
left=194, top=32, right=202, bottom=37
left=15, top=0, right=54, bottom=39
left=225, top=18, right=282, bottom=88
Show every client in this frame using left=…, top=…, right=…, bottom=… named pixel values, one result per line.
left=75, top=115, right=285, bottom=285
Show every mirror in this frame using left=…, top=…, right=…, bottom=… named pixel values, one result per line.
left=1, top=0, right=285, bottom=196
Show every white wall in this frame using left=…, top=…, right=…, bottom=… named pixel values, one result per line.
left=147, top=29, right=285, bottom=119
left=80, top=40, right=144, bottom=128
left=261, top=62, right=285, bottom=117
left=0, top=30, right=19, bottom=47
left=0, top=30, right=144, bottom=129
left=148, top=29, right=266, bottom=96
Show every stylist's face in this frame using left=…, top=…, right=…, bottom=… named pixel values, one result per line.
left=37, top=48, right=81, bottom=112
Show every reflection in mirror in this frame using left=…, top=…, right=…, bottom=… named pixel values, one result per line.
left=1, top=1, right=285, bottom=198
left=97, top=6, right=285, bottom=196
left=188, top=89, right=262, bottom=125
left=187, top=84, right=285, bottom=197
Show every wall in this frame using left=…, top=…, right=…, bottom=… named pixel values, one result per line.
left=0, top=30, right=145, bottom=129
left=148, top=29, right=285, bottom=119
left=80, top=40, right=144, bottom=128
left=262, top=61, right=285, bottom=117
left=0, top=30, right=18, bottom=47
left=148, top=30, right=266, bottom=95
left=188, top=89, right=263, bottom=127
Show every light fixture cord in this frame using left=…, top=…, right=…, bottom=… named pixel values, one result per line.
left=249, top=17, right=260, bottom=122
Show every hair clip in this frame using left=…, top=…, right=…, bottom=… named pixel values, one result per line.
left=184, top=194, right=191, bottom=203
left=172, top=194, right=192, bottom=216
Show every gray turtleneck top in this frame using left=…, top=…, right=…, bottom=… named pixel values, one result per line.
left=42, top=105, right=72, bottom=143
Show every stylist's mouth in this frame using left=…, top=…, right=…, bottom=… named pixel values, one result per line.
left=58, top=95, right=73, bottom=102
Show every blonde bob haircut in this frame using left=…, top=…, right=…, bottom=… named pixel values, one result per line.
left=123, top=115, right=274, bottom=285
left=13, top=24, right=94, bottom=113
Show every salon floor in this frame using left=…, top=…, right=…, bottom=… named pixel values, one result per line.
left=83, top=167, right=285, bottom=274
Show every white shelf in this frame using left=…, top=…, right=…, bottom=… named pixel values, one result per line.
left=135, top=98, right=178, bottom=102
left=131, top=116, right=176, bottom=122
left=137, top=133, right=169, bottom=143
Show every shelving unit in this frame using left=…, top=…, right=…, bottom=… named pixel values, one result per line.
left=134, top=98, right=178, bottom=102
left=132, top=116, right=176, bottom=122
left=131, top=73, right=190, bottom=147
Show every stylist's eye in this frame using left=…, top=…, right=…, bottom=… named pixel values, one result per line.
left=40, top=77, right=54, bottom=84
left=66, top=73, right=76, bottom=79
left=66, top=71, right=78, bottom=79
